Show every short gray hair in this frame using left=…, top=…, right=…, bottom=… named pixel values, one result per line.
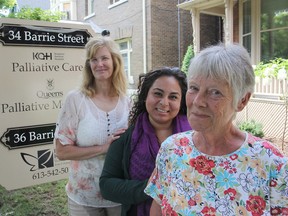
left=187, top=43, right=255, bottom=109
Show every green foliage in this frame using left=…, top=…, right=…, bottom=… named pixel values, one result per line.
left=0, top=180, right=68, bottom=216
left=254, top=58, right=288, bottom=79
left=261, top=10, right=288, bottom=61
left=0, top=0, right=16, bottom=9
left=181, top=44, right=194, bottom=74
left=8, top=7, right=64, bottom=22
left=238, top=120, right=264, bottom=138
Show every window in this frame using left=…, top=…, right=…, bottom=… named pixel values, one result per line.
left=117, top=39, right=133, bottom=84
left=85, top=0, right=95, bottom=17
left=62, top=3, right=70, bottom=20
left=260, top=0, right=288, bottom=62
left=241, top=0, right=288, bottom=63
left=242, top=0, right=252, bottom=54
left=110, top=0, right=121, bottom=4
left=109, top=0, right=128, bottom=9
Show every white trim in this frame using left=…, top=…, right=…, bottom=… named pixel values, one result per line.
left=240, top=0, right=258, bottom=64
left=191, top=8, right=201, bottom=54
left=108, top=0, right=128, bottom=9
left=117, top=39, right=133, bottom=84
left=253, top=0, right=261, bottom=63
left=84, top=12, right=95, bottom=20
left=224, top=0, right=234, bottom=44
left=142, top=0, right=147, bottom=74
left=83, top=0, right=95, bottom=19
left=239, top=0, right=243, bottom=45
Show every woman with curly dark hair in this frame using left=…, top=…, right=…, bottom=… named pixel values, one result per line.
left=100, top=67, right=191, bottom=216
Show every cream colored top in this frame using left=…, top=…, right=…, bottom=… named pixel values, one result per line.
left=55, top=89, right=130, bottom=207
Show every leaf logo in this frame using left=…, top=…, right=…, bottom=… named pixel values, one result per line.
left=47, top=79, right=54, bottom=91
left=21, top=153, right=38, bottom=171
left=21, top=149, right=54, bottom=171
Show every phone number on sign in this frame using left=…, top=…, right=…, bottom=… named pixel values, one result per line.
left=32, top=167, right=69, bottom=180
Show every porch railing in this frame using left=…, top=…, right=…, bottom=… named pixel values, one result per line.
left=254, top=77, right=288, bottom=95
left=235, top=77, right=288, bottom=154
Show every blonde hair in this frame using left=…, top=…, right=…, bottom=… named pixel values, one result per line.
left=80, top=37, right=127, bottom=97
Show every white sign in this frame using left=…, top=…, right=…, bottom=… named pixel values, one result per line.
left=0, top=18, right=97, bottom=190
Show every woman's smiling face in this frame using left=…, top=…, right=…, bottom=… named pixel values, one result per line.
left=145, top=76, right=182, bottom=127
left=186, top=76, right=235, bottom=133
left=89, top=46, right=114, bottom=81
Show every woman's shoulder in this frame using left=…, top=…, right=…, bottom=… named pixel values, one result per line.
left=172, top=130, right=193, bottom=138
left=120, top=94, right=131, bottom=102
left=66, top=89, right=83, bottom=97
left=61, top=90, right=88, bottom=111
left=65, top=89, right=86, bottom=101
left=162, top=130, right=193, bottom=148
left=247, top=133, right=286, bottom=158
left=119, top=94, right=133, bottom=108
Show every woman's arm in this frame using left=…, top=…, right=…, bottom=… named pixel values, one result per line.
left=150, top=200, right=162, bottom=216
left=100, top=128, right=150, bottom=205
left=55, top=128, right=126, bottom=160
left=55, top=91, right=108, bottom=161
left=55, top=139, right=105, bottom=160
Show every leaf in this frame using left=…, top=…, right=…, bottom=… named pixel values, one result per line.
left=20, top=152, right=38, bottom=171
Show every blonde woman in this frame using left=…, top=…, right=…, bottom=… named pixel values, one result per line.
left=54, top=37, right=130, bottom=216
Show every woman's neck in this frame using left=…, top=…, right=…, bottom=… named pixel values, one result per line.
left=94, top=79, right=116, bottom=97
left=193, top=126, right=246, bottom=156
left=154, top=125, right=173, bottom=144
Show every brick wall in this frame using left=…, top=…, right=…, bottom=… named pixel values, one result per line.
left=199, top=3, right=240, bottom=49
left=200, top=14, right=223, bottom=49
left=149, top=1, right=192, bottom=70
left=76, top=0, right=192, bottom=88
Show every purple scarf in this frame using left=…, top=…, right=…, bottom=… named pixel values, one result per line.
left=129, top=112, right=191, bottom=216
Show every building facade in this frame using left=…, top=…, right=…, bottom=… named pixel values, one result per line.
left=49, top=0, right=288, bottom=141
left=51, top=0, right=287, bottom=84
left=50, top=0, right=77, bottom=20
left=75, top=0, right=193, bottom=88
left=178, top=0, right=288, bottom=65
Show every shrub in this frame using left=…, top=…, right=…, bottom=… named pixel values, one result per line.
left=253, top=58, right=288, bottom=79
left=181, top=44, right=194, bottom=74
left=8, top=7, right=64, bottom=22
left=238, top=120, right=264, bottom=138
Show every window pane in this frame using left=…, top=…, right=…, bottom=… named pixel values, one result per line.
left=261, top=29, right=288, bottom=62
left=121, top=53, right=128, bottom=76
left=63, top=3, right=70, bottom=10
left=260, top=0, right=288, bottom=61
left=243, top=0, right=251, bottom=34
left=90, top=0, right=94, bottom=13
left=117, top=39, right=131, bottom=79
left=110, top=0, right=121, bottom=5
left=261, top=0, right=288, bottom=30
left=119, top=42, right=128, bottom=50
left=243, top=34, right=251, bottom=54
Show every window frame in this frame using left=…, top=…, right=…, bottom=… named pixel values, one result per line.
left=117, top=39, right=133, bottom=84
left=84, top=0, right=95, bottom=19
left=240, top=0, right=288, bottom=64
left=108, top=0, right=128, bottom=9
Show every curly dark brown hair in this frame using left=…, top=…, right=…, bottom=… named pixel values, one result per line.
left=129, top=67, right=188, bottom=126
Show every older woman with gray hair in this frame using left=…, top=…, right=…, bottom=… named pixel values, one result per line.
left=145, top=43, right=288, bottom=215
